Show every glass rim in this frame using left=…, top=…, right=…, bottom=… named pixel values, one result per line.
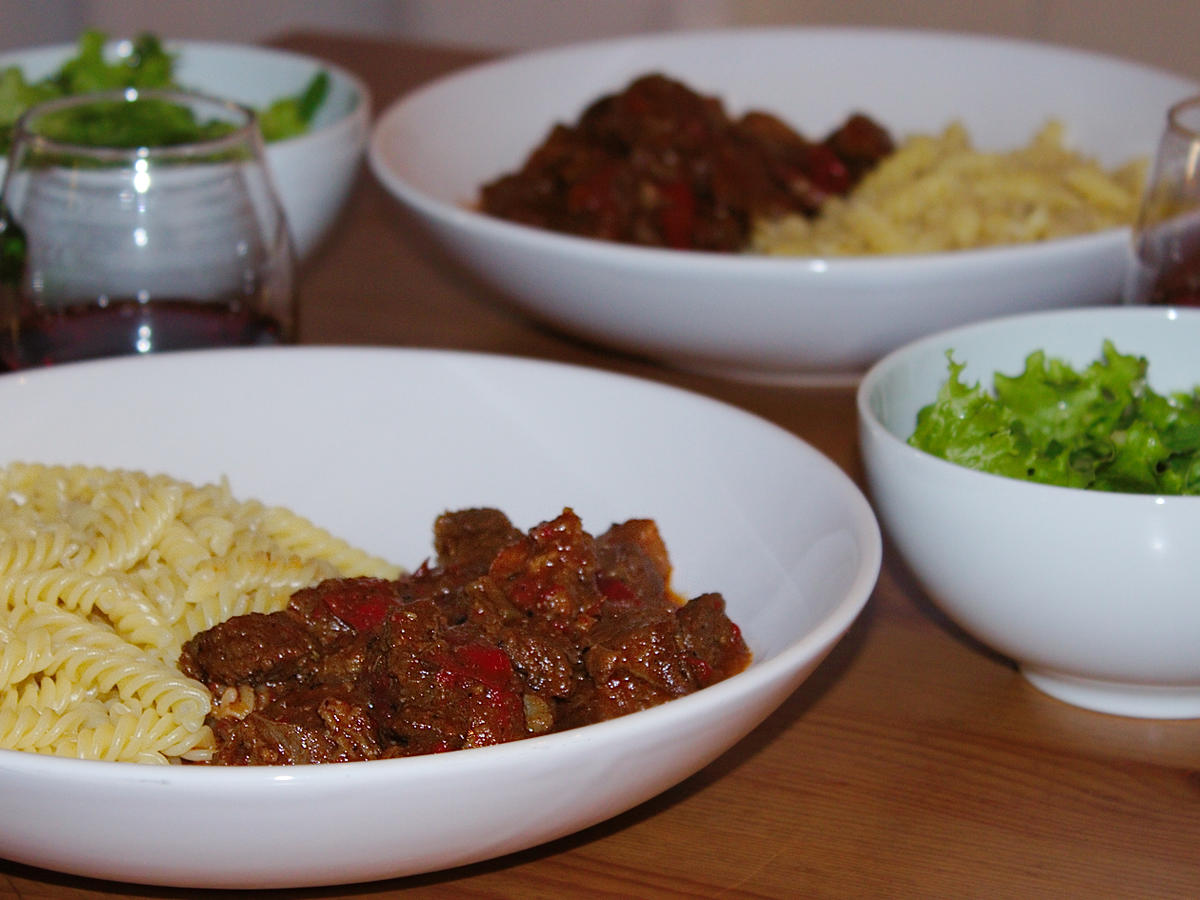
left=12, top=87, right=262, bottom=162
left=1166, top=94, right=1200, bottom=141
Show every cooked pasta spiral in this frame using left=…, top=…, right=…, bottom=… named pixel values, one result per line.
left=0, top=463, right=401, bottom=764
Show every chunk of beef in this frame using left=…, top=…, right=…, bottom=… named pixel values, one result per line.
left=179, top=612, right=318, bottom=689
left=210, top=691, right=380, bottom=765
left=434, top=507, right=522, bottom=577
left=308, top=632, right=371, bottom=689
left=735, top=110, right=844, bottom=213
left=498, top=623, right=582, bottom=700
left=458, top=576, right=527, bottom=636
left=488, top=508, right=604, bottom=639
left=369, top=621, right=527, bottom=754
left=823, top=113, right=896, bottom=183
left=676, top=592, right=752, bottom=686
left=595, top=517, right=672, bottom=612
left=572, top=607, right=697, bottom=726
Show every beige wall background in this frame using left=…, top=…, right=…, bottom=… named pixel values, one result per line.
left=1, top=0, right=1197, bottom=81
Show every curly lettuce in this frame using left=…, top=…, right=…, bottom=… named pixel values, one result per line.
left=909, top=340, right=1200, bottom=494
left=0, top=29, right=328, bottom=150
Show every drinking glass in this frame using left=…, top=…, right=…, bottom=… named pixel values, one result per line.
left=1124, top=95, right=1200, bottom=306
left=0, top=88, right=294, bottom=370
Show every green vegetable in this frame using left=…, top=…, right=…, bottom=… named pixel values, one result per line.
left=0, top=65, right=59, bottom=147
left=909, top=340, right=1200, bottom=495
left=33, top=97, right=237, bottom=148
left=0, top=29, right=328, bottom=150
left=257, top=69, right=329, bottom=142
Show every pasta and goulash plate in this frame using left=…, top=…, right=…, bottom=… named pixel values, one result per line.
left=0, top=462, right=749, bottom=765
left=481, top=72, right=1146, bottom=257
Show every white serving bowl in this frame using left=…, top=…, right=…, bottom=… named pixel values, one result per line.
left=368, top=27, right=1197, bottom=382
left=0, top=39, right=370, bottom=259
left=858, top=306, right=1200, bottom=718
left=0, top=347, right=880, bottom=888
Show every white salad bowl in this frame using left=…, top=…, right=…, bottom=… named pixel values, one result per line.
left=368, top=27, right=1197, bottom=382
left=0, top=39, right=370, bottom=259
left=0, top=346, right=880, bottom=888
left=858, top=306, right=1200, bottom=718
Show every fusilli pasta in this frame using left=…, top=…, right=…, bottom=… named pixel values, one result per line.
left=0, top=463, right=400, bottom=764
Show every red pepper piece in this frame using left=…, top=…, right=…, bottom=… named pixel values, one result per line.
left=433, top=642, right=515, bottom=690
left=321, top=580, right=396, bottom=631
left=657, top=179, right=697, bottom=249
left=687, top=655, right=714, bottom=685
left=803, top=144, right=852, bottom=196
left=597, top=574, right=640, bottom=605
left=452, top=642, right=514, bottom=689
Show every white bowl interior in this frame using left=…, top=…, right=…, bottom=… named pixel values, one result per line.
left=0, top=347, right=880, bottom=887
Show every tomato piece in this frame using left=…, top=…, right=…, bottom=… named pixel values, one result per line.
left=320, top=580, right=396, bottom=631
left=688, top=655, right=714, bottom=685
left=453, top=642, right=514, bottom=689
left=657, top=179, right=697, bottom=249
left=803, top=144, right=852, bottom=196
left=597, top=574, right=640, bottom=605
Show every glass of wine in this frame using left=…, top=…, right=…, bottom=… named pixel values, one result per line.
left=1124, top=95, right=1200, bottom=306
left=0, top=88, right=294, bottom=370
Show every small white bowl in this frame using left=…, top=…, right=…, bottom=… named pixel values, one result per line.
left=0, top=346, right=879, bottom=888
left=368, top=27, right=1197, bottom=382
left=858, top=306, right=1200, bottom=718
left=0, top=39, right=370, bottom=259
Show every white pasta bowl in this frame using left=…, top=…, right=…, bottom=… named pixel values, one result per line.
left=368, top=27, right=1197, bottom=382
left=0, top=39, right=370, bottom=260
left=0, top=346, right=880, bottom=888
left=857, top=306, right=1200, bottom=719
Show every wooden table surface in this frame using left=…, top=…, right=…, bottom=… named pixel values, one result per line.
left=4, top=31, right=1199, bottom=900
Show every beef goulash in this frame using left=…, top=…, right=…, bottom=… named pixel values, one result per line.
left=480, top=72, right=893, bottom=251
left=180, top=507, right=751, bottom=764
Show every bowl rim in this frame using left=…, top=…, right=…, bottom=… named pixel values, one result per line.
left=430, top=21, right=1195, bottom=86
left=0, top=343, right=882, bottom=783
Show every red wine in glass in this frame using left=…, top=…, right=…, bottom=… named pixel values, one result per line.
left=1137, top=246, right=1200, bottom=307
left=0, top=88, right=295, bottom=373
left=1126, top=96, right=1200, bottom=309
left=1, top=296, right=285, bottom=370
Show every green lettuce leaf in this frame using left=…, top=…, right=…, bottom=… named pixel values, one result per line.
left=0, top=29, right=328, bottom=150
left=909, top=341, right=1200, bottom=495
